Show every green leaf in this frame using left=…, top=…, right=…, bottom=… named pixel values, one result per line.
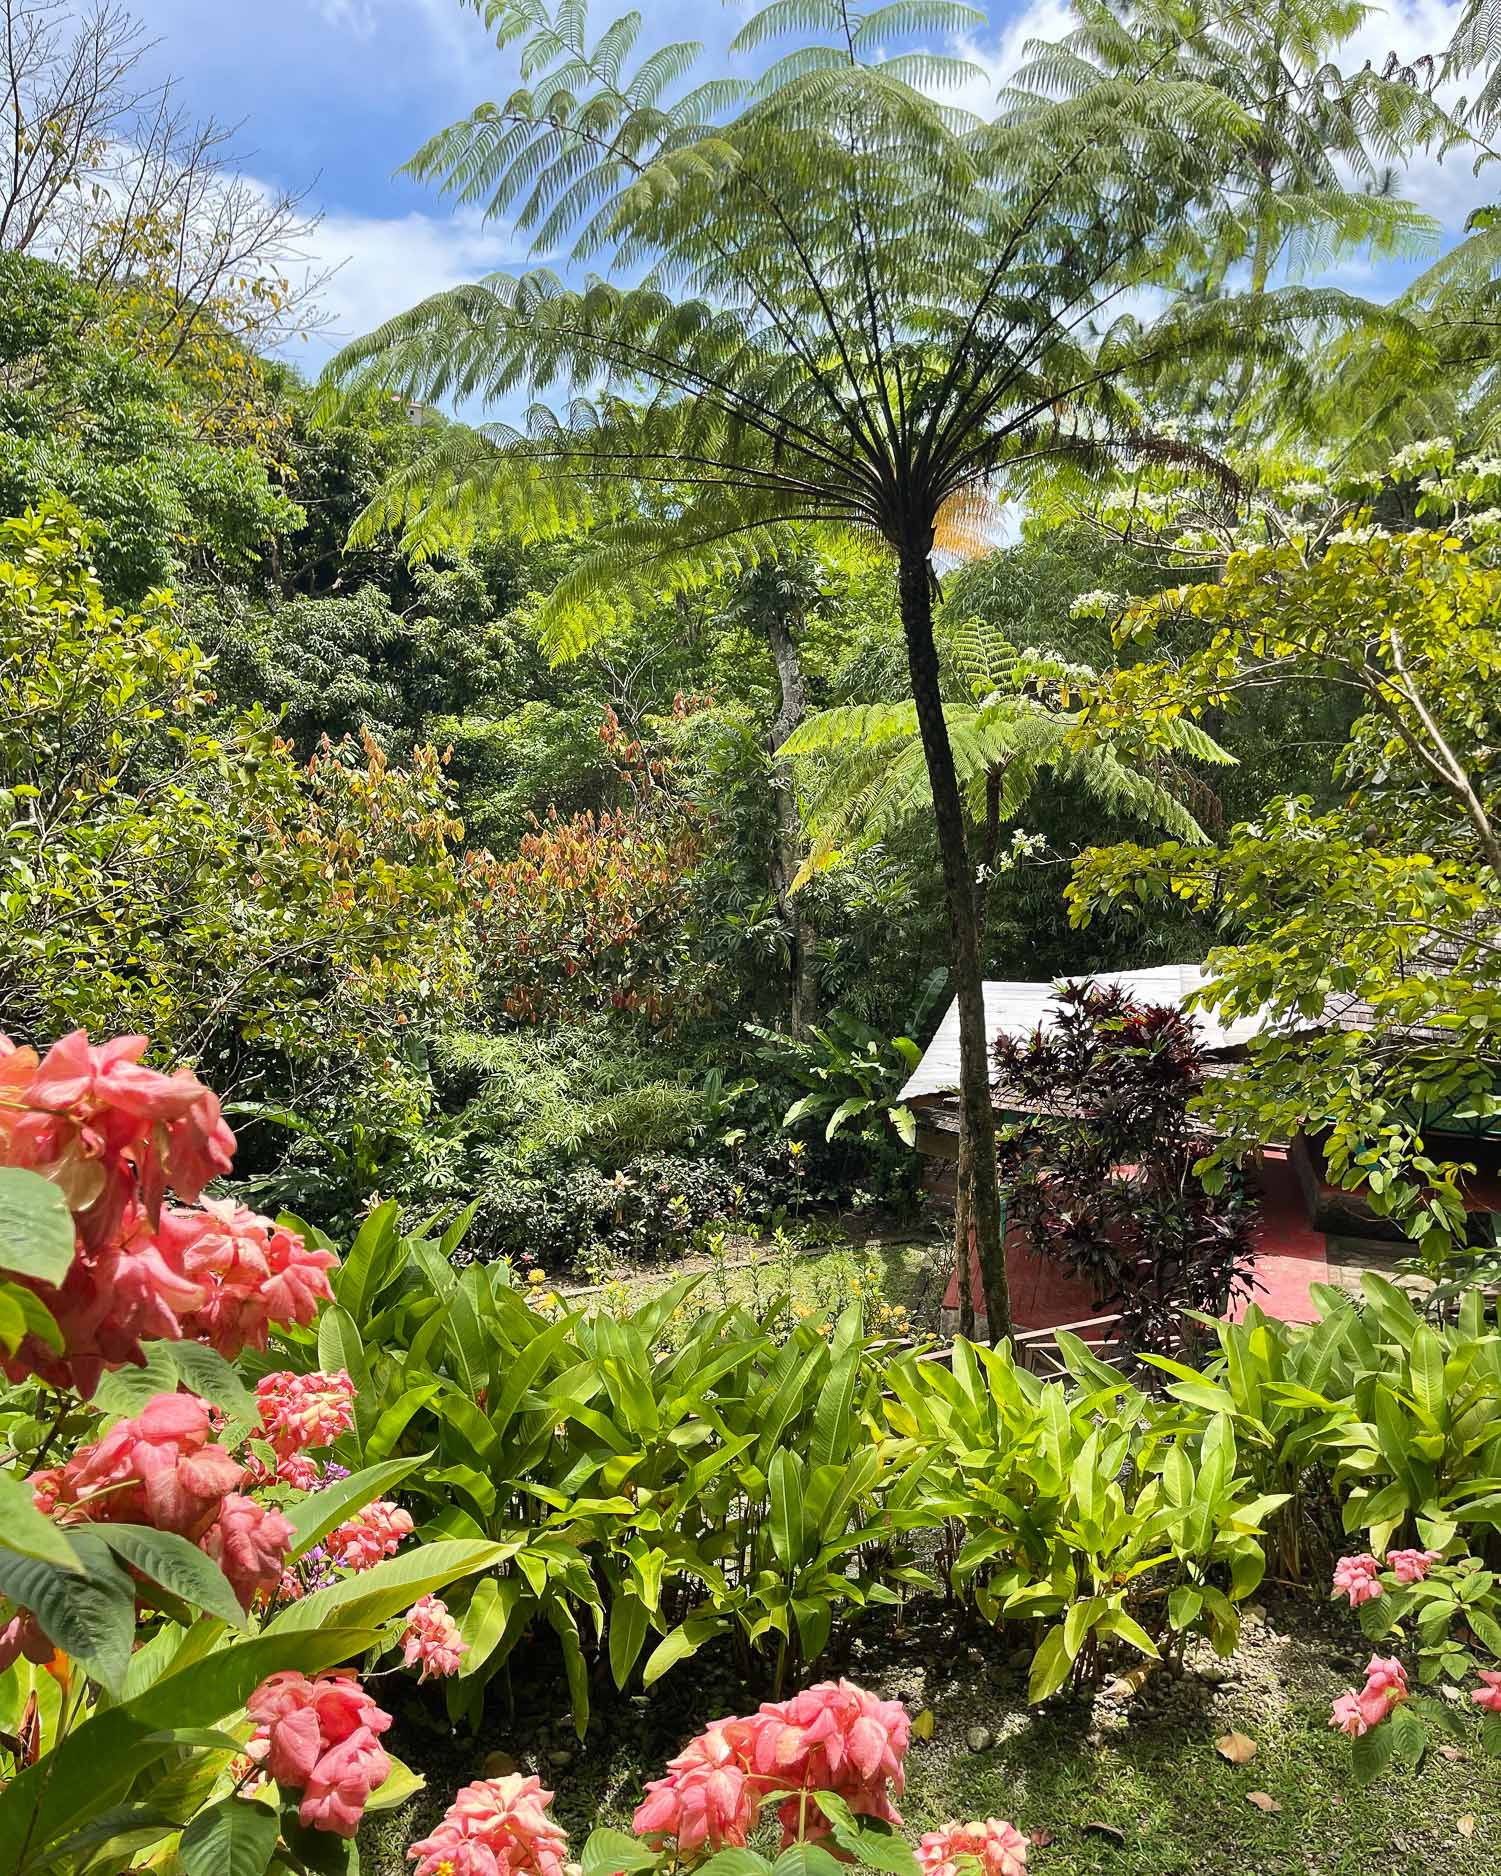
left=268, top=1540, right=508, bottom=1634
left=95, top=1524, right=248, bottom=1628
left=813, top=1794, right=920, bottom=1876
left=768, top=1447, right=805, bottom=1571
left=581, top=1829, right=661, bottom=1876
left=0, top=1531, right=135, bottom=1693
left=458, top=1574, right=525, bottom=1681
left=317, top=1305, right=375, bottom=1446
left=166, top=1341, right=256, bottom=1420
left=0, top=1467, right=82, bottom=1570
left=364, top=1753, right=426, bottom=1813
left=335, top=1199, right=400, bottom=1323
left=1350, top=1719, right=1397, bottom=1784
left=1028, top=1624, right=1073, bottom=1702
left=284, top=1454, right=428, bottom=1560
left=0, top=1168, right=74, bottom=1285
left=642, top=1612, right=723, bottom=1686
left=179, top=1798, right=280, bottom=1876
left=609, top=1589, right=651, bottom=1690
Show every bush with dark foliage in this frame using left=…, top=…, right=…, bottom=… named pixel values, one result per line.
left=992, top=981, right=1258, bottom=1353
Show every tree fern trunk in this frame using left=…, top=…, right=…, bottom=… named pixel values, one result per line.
left=897, top=535, right=1012, bottom=1343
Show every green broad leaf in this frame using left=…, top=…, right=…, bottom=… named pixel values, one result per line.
left=166, top=1341, right=256, bottom=1419
left=267, top=1540, right=508, bottom=1634
left=768, top=1447, right=806, bottom=1571
left=142, top=1727, right=247, bottom=1752
left=772, top=1844, right=852, bottom=1876
left=694, top=1853, right=776, bottom=1876
left=889, top=1104, right=917, bottom=1148
left=0, top=1467, right=81, bottom=1570
left=608, top=1590, right=651, bottom=1690
left=1350, top=1719, right=1398, bottom=1784
left=546, top=1597, right=591, bottom=1738
left=0, top=1168, right=74, bottom=1285
left=26, top=1804, right=173, bottom=1873
left=283, top=1453, right=428, bottom=1560
left=279, top=1814, right=357, bottom=1876
left=1388, top=1703, right=1427, bottom=1768
left=179, top=1797, right=281, bottom=1876
left=813, top=1794, right=920, bottom=1876
left=458, top=1574, right=525, bottom=1681
left=1028, top=1624, right=1073, bottom=1703
left=1099, top=1609, right=1161, bottom=1659
left=335, top=1199, right=401, bottom=1322
left=0, top=1531, right=136, bottom=1693
left=642, top=1612, right=723, bottom=1686
left=317, top=1305, right=375, bottom=1446
left=96, top=1523, right=248, bottom=1627
left=581, top=1829, right=661, bottom=1876
left=5, top=1283, right=60, bottom=1353
left=364, top=1753, right=426, bottom=1813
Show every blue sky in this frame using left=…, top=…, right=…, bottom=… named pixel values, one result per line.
left=129, top=0, right=1486, bottom=373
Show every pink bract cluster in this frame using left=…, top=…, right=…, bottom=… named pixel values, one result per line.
left=0, top=1030, right=336, bottom=1394
left=256, top=1369, right=357, bottom=1466
left=918, top=1818, right=1029, bottom=1876
left=1329, top=1655, right=1409, bottom=1737
left=326, top=1498, right=414, bottom=1572
left=29, top=1393, right=294, bottom=1607
left=247, top=1670, right=393, bottom=1838
left=408, top=1774, right=570, bottom=1876
left=1472, top=1671, right=1501, bottom=1714
left=401, top=1594, right=467, bottom=1681
left=1331, top=1547, right=1444, bottom=1608
left=633, top=1680, right=910, bottom=1854
left=1331, top=1554, right=1383, bottom=1607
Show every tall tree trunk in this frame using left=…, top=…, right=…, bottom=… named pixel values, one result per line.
left=897, top=534, right=1012, bottom=1343
left=766, top=604, right=819, bottom=1035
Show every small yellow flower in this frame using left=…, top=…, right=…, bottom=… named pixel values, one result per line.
left=528, top=1269, right=547, bottom=1285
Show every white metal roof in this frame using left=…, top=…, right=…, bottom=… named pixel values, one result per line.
left=899, top=965, right=1269, bottom=1104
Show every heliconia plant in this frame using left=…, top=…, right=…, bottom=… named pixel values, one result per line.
left=0, top=1028, right=507, bottom=1876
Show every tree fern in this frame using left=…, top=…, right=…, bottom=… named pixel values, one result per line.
left=782, top=621, right=1231, bottom=884
left=322, top=0, right=1442, bottom=1339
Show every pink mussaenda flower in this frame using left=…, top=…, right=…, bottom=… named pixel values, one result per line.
left=747, top=1679, right=909, bottom=1842
left=298, top=1726, right=392, bottom=1838
left=401, top=1595, right=467, bottom=1681
left=326, top=1499, right=414, bottom=1572
left=634, top=1724, right=760, bottom=1853
left=1, top=1032, right=228, bottom=1244
left=201, top=1493, right=296, bottom=1608
left=1329, top=1690, right=1371, bottom=1737
left=40, top=1392, right=243, bottom=1538
left=1472, top=1671, right=1501, bottom=1715
left=1362, top=1655, right=1409, bottom=1709
left=1330, top=1654, right=1411, bottom=1737
left=1332, top=1554, right=1383, bottom=1607
left=408, top=1775, right=571, bottom=1876
left=255, top=1369, right=356, bottom=1460
left=163, top=1200, right=338, bottom=1358
left=245, top=1670, right=393, bottom=1835
left=1386, top=1548, right=1443, bottom=1585
left=917, top=1819, right=1029, bottom=1876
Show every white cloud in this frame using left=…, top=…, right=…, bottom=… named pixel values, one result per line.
left=300, top=209, right=528, bottom=366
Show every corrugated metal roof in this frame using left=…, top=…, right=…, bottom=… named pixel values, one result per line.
left=899, top=965, right=1269, bottom=1104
